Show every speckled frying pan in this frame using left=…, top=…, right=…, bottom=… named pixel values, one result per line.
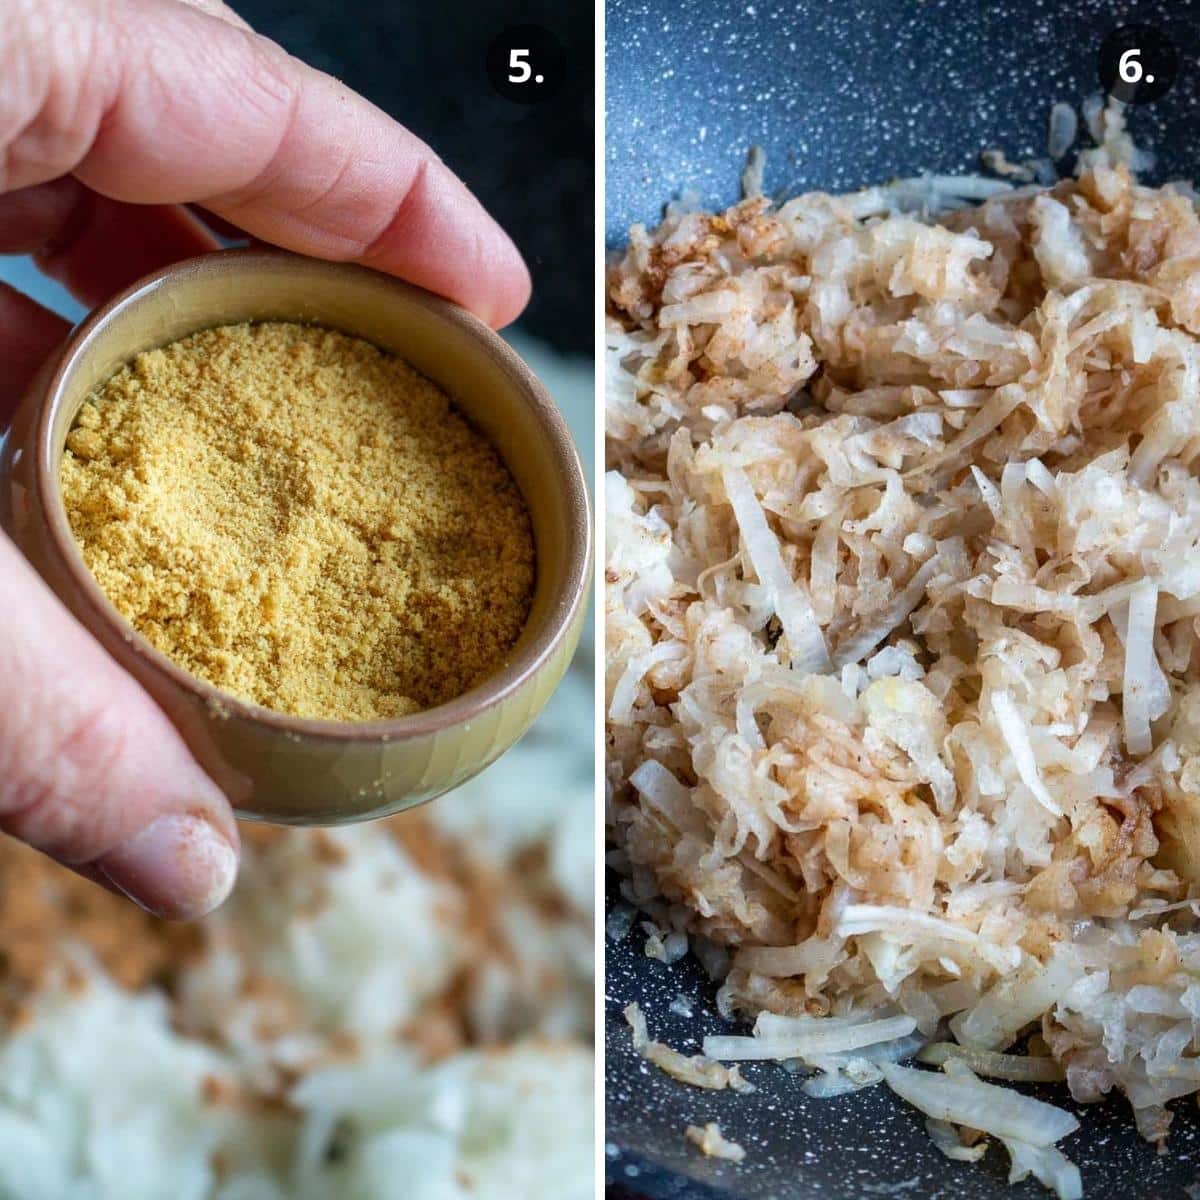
left=605, top=2, right=1200, bottom=1197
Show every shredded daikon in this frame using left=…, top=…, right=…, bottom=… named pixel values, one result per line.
left=608, top=97, right=1200, bottom=1197
left=624, top=1003, right=745, bottom=1091
left=704, top=1015, right=917, bottom=1062
left=950, top=954, right=1080, bottom=1051
left=926, top=1117, right=987, bottom=1162
left=918, top=1042, right=1065, bottom=1083
left=686, top=1122, right=747, bottom=1162
left=1047, top=102, right=1078, bottom=161
left=991, top=690, right=1061, bottom=817
left=1122, top=580, right=1166, bottom=756
left=1003, top=1138, right=1083, bottom=1200
left=880, top=1063, right=1079, bottom=1146
left=837, top=905, right=977, bottom=945
left=722, top=465, right=831, bottom=674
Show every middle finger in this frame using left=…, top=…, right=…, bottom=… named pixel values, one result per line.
left=0, top=178, right=219, bottom=309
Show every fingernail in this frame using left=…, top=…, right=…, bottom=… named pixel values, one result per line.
left=96, top=813, right=238, bottom=921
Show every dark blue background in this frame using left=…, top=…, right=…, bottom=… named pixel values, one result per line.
left=236, top=0, right=593, bottom=353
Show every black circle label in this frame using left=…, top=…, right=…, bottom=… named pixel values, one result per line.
left=1098, top=24, right=1178, bottom=105
left=486, top=24, right=566, bottom=104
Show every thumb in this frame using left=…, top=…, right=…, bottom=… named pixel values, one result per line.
left=0, top=533, right=239, bottom=920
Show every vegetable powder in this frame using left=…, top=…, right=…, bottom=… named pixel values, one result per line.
left=61, top=321, right=534, bottom=721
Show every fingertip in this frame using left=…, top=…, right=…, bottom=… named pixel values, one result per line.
left=483, top=237, right=533, bottom=330
left=354, top=157, right=531, bottom=330
left=95, top=811, right=240, bottom=922
left=451, top=170, right=530, bottom=328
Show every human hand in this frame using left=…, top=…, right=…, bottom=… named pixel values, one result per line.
left=0, top=0, right=530, bottom=919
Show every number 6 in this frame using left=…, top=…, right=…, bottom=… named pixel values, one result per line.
left=509, top=48, right=532, bottom=84
left=1119, top=47, right=1143, bottom=83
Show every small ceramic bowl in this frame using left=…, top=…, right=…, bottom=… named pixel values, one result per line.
left=0, top=249, right=591, bottom=825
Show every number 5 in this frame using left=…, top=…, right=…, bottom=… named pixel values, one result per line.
left=509, top=48, right=531, bottom=83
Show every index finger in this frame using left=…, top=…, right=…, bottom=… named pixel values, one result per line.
left=2, top=0, right=530, bottom=328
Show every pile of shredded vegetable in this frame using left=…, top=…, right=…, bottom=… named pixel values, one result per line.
left=606, top=101, right=1200, bottom=1197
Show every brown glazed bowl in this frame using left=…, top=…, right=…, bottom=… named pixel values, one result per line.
left=0, top=249, right=591, bottom=825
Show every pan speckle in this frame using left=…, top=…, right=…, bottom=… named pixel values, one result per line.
left=605, top=0, right=1200, bottom=246
left=606, top=881, right=1200, bottom=1199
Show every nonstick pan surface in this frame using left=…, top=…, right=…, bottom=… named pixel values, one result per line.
left=605, top=1, right=1200, bottom=1196
left=607, top=890, right=1200, bottom=1199
left=606, top=0, right=1200, bottom=246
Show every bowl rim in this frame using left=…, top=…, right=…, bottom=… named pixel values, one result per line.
left=32, top=247, right=592, bottom=744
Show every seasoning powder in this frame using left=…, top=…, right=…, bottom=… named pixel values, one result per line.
left=61, top=322, right=535, bottom=721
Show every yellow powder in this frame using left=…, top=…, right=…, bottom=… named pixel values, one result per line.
left=61, top=321, right=535, bottom=721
